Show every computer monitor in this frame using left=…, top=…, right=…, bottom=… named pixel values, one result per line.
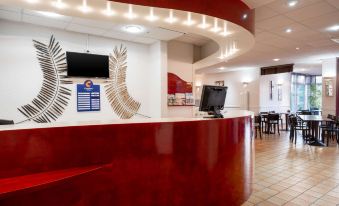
left=199, top=85, right=228, bottom=118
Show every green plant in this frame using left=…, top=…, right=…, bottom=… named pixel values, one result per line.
left=309, top=84, right=321, bottom=109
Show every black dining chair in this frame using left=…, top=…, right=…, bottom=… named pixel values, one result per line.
left=321, top=117, right=339, bottom=146
left=260, top=112, right=268, bottom=133
left=268, top=113, right=280, bottom=135
left=254, top=115, right=262, bottom=139
left=289, top=115, right=309, bottom=144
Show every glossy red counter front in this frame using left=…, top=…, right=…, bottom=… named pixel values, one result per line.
left=0, top=116, right=253, bottom=206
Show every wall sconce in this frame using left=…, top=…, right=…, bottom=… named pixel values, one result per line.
left=242, top=82, right=249, bottom=88
left=195, top=81, right=202, bottom=92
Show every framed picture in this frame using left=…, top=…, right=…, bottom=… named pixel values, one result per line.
left=325, top=78, right=334, bottom=96
left=167, top=73, right=194, bottom=106
left=269, top=81, right=273, bottom=100
left=215, top=81, right=225, bottom=86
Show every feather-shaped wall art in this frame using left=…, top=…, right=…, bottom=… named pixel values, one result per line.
left=105, top=45, right=141, bottom=119
left=17, top=35, right=72, bottom=123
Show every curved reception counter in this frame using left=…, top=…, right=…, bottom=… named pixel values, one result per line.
left=0, top=112, right=253, bottom=206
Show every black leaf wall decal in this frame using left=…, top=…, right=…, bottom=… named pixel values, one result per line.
left=17, top=35, right=72, bottom=123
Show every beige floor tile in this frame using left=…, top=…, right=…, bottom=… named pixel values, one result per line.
left=244, top=132, right=339, bottom=206
left=275, top=192, right=295, bottom=201
left=266, top=196, right=287, bottom=206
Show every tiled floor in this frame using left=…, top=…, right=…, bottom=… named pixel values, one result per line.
left=242, top=130, right=339, bottom=206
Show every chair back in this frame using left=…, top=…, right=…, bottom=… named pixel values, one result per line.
left=254, top=116, right=261, bottom=124
left=268, top=113, right=279, bottom=121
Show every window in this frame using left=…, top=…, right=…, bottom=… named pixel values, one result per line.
left=291, top=73, right=322, bottom=112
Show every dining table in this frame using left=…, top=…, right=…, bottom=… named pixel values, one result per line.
left=298, top=115, right=333, bottom=147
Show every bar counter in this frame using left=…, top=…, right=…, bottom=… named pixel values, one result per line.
left=0, top=111, right=253, bottom=206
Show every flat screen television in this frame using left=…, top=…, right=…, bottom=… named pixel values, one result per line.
left=199, top=85, right=228, bottom=118
left=66, top=52, right=109, bottom=78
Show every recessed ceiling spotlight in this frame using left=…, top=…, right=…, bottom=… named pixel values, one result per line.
left=285, top=28, right=292, bottom=33
left=327, top=25, right=339, bottom=32
left=122, top=25, right=145, bottom=34
left=124, top=4, right=137, bottom=19
left=218, top=67, right=225, bottom=70
left=165, top=9, right=177, bottom=24
left=273, top=58, right=280, bottom=61
left=210, top=18, right=221, bottom=33
left=146, top=7, right=158, bottom=22
left=103, top=1, right=115, bottom=16
left=198, top=15, right=210, bottom=29
left=288, top=0, right=298, bottom=7
left=220, top=21, right=231, bottom=37
left=296, top=47, right=300, bottom=50
left=183, top=12, right=195, bottom=26
left=26, top=0, right=39, bottom=3
left=52, top=0, right=67, bottom=9
left=79, top=0, right=92, bottom=13
left=242, top=14, right=248, bottom=20
left=37, top=11, right=64, bottom=18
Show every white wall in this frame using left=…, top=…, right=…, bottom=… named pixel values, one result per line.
left=197, top=68, right=261, bottom=114
left=322, top=58, right=337, bottom=115
left=0, top=20, right=164, bottom=123
left=259, top=73, right=291, bottom=113
left=166, top=40, right=194, bottom=118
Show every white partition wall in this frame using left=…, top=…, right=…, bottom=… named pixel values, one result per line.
left=0, top=20, right=166, bottom=122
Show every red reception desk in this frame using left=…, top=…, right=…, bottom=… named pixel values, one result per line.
left=0, top=113, right=253, bottom=206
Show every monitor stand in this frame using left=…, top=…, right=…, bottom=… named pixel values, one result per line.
left=206, top=108, right=224, bottom=119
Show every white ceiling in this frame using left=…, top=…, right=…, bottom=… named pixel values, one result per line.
left=0, top=5, right=186, bottom=45
left=200, top=0, right=339, bottom=73
left=174, top=32, right=211, bottom=46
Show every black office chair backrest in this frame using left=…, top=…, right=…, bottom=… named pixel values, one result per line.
left=0, top=119, right=14, bottom=125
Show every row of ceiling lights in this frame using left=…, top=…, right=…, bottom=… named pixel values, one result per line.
left=25, top=0, right=232, bottom=37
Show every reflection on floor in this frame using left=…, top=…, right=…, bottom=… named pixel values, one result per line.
left=242, top=131, right=339, bottom=206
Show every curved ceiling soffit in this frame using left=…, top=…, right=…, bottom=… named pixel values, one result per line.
left=0, top=0, right=255, bottom=71
left=110, top=0, right=255, bottom=71
left=110, top=0, right=255, bottom=34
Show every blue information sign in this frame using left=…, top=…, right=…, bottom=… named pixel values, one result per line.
left=77, top=80, right=100, bottom=112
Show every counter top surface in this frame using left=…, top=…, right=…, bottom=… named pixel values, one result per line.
left=0, top=110, right=253, bottom=132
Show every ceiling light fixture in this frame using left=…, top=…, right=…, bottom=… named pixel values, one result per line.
left=165, top=9, right=177, bottom=24
left=79, top=0, right=92, bottom=13
left=52, top=0, right=67, bottom=9
left=220, top=21, right=231, bottom=37
left=183, top=12, right=195, bottom=26
left=218, top=67, right=225, bottom=70
left=296, top=47, right=300, bottom=50
left=124, top=4, right=137, bottom=19
left=331, top=37, right=339, bottom=44
left=242, top=14, right=248, bottom=20
left=210, top=18, right=221, bottom=33
left=103, top=1, right=115, bottom=16
left=26, top=0, right=39, bottom=3
left=146, top=7, right=158, bottom=21
left=198, top=15, right=209, bottom=29
left=37, top=11, right=64, bottom=18
left=285, top=28, right=292, bottom=33
left=273, top=58, right=280, bottom=61
left=122, top=25, right=145, bottom=34
left=327, top=25, right=339, bottom=32
left=288, top=0, right=298, bottom=7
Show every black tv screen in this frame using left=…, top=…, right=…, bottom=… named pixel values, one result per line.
left=66, top=52, right=109, bottom=78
